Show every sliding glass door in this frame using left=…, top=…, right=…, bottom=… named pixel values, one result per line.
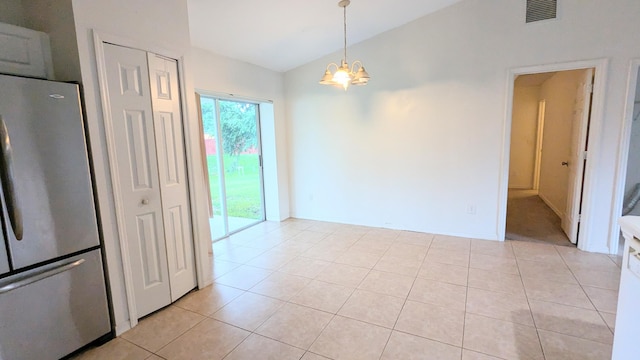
left=198, top=95, right=265, bottom=240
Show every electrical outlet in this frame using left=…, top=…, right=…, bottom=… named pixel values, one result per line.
left=466, top=204, right=477, bottom=215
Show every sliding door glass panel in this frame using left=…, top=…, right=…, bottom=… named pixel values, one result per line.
left=199, top=95, right=265, bottom=240
left=200, top=97, right=227, bottom=240
left=219, top=100, right=264, bottom=234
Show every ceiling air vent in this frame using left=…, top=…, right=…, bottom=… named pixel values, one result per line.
left=526, top=0, right=557, bottom=23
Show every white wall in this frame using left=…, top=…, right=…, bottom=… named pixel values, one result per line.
left=537, top=70, right=584, bottom=217
left=284, top=0, right=640, bottom=252
left=509, top=85, right=540, bottom=189
left=624, top=74, right=640, bottom=215
left=190, top=47, right=290, bottom=221
left=70, top=0, right=211, bottom=334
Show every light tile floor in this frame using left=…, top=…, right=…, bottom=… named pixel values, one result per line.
left=74, top=219, right=622, bottom=360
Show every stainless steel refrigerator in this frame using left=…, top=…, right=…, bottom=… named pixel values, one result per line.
left=0, top=74, right=111, bottom=359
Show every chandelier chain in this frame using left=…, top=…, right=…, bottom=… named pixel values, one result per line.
left=343, top=4, right=347, bottom=64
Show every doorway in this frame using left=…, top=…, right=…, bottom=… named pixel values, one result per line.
left=506, top=68, right=595, bottom=246
left=197, top=95, right=266, bottom=240
left=617, top=64, right=640, bottom=254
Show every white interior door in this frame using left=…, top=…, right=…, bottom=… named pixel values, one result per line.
left=103, top=43, right=171, bottom=317
left=148, top=54, right=197, bottom=300
left=562, top=68, right=594, bottom=244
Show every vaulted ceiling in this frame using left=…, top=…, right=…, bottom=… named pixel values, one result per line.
left=187, top=0, right=464, bottom=72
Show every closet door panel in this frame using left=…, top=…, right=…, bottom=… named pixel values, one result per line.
left=148, top=54, right=197, bottom=301
left=103, top=44, right=171, bottom=317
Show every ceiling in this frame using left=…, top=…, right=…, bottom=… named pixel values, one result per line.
left=187, top=0, right=464, bottom=73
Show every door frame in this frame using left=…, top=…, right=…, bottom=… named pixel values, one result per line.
left=196, top=92, right=268, bottom=240
left=532, top=100, right=546, bottom=191
left=610, top=59, right=640, bottom=253
left=498, top=59, right=608, bottom=252
left=92, top=31, right=208, bottom=330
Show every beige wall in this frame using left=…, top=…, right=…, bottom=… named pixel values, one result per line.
left=22, top=0, right=81, bottom=82
left=0, top=1, right=81, bottom=82
left=509, top=85, right=540, bottom=189
left=0, top=0, right=25, bottom=26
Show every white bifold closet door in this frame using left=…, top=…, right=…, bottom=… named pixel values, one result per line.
left=103, top=43, right=196, bottom=318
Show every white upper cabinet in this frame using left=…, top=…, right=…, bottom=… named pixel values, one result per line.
left=0, top=22, right=54, bottom=79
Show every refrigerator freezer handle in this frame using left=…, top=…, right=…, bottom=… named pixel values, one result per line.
left=0, top=116, right=23, bottom=240
left=0, top=258, right=85, bottom=294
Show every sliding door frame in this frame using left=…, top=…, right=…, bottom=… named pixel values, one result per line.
left=197, top=92, right=267, bottom=241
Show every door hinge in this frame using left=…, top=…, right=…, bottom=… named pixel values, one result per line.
left=587, top=82, right=594, bottom=94
left=583, top=151, right=588, bottom=160
left=259, top=155, right=263, bottom=167
left=577, top=214, right=582, bottom=222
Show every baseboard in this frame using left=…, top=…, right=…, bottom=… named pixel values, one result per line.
left=508, top=185, right=533, bottom=190
left=538, top=192, right=564, bottom=218
left=115, top=321, right=131, bottom=336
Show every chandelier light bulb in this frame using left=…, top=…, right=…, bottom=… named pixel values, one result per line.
left=318, top=0, right=370, bottom=90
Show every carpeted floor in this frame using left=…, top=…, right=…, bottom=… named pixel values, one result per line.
left=506, top=189, right=573, bottom=247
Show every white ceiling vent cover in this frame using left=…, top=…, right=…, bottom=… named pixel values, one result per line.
left=526, top=0, right=557, bottom=23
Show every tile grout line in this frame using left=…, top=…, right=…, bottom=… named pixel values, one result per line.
left=93, top=221, right=616, bottom=359
left=377, top=233, right=435, bottom=360
left=118, top=337, right=163, bottom=359
left=214, top=225, right=594, bottom=358
left=459, top=237, right=472, bottom=359
left=146, top=306, right=210, bottom=357
left=220, top=224, right=340, bottom=359
left=530, top=327, right=616, bottom=346
left=556, top=247, right=617, bottom=339
left=301, top=226, right=366, bottom=360
left=218, top=330, right=252, bottom=360
left=277, top=227, right=345, bottom=356
left=340, top=230, right=399, bottom=360
left=513, top=243, right=549, bottom=360
left=215, top=227, right=612, bottom=359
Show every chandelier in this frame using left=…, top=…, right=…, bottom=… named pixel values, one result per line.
left=319, top=0, right=370, bottom=90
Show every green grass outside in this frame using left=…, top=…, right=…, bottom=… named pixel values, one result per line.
left=207, top=154, right=263, bottom=219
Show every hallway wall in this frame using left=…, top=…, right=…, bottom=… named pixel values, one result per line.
left=509, top=85, right=540, bottom=189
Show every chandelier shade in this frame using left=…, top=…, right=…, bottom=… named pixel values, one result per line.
left=319, top=0, right=370, bottom=90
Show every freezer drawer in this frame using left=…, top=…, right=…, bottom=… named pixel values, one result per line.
left=0, top=249, right=111, bottom=360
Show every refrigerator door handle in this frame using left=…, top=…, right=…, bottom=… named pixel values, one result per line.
left=0, top=258, right=85, bottom=294
left=0, top=115, right=23, bottom=240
